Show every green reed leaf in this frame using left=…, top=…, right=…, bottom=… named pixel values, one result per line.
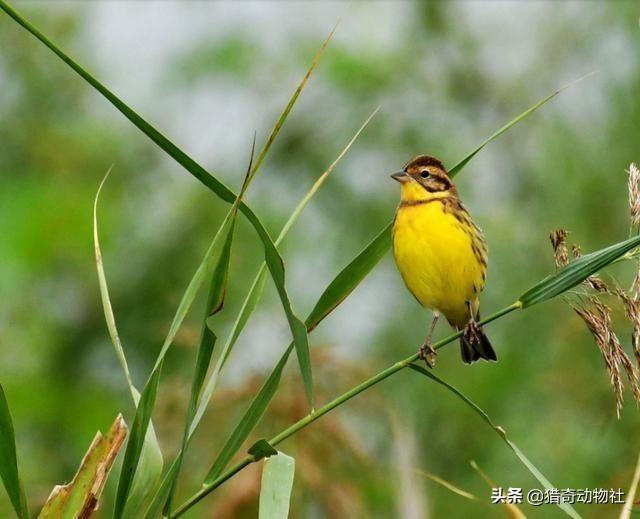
left=518, top=235, right=640, bottom=308
left=448, top=72, right=594, bottom=178
left=248, top=26, right=336, bottom=185
left=305, top=223, right=392, bottom=331
left=409, top=364, right=580, bottom=519
left=0, top=385, right=29, bottom=519
left=248, top=439, right=278, bottom=461
left=93, top=169, right=134, bottom=395
left=258, top=452, right=295, bottom=519
left=266, top=255, right=314, bottom=409
left=93, top=171, right=163, bottom=519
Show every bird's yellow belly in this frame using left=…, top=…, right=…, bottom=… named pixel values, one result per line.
left=392, top=201, right=483, bottom=327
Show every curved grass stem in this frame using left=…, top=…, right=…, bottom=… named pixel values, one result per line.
left=172, top=301, right=522, bottom=517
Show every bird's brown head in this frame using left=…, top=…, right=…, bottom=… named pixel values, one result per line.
left=391, top=155, right=457, bottom=201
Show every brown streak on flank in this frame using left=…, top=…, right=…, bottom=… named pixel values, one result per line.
left=472, top=244, right=487, bottom=270
left=452, top=211, right=465, bottom=223
left=439, top=197, right=463, bottom=213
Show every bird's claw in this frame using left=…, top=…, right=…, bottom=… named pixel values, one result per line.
left=463, top=318, right=481, bottom=345
left=419, top=342, right=437, bottom=368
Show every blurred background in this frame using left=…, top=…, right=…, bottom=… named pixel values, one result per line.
left=1, top=1, right=640, bottom=517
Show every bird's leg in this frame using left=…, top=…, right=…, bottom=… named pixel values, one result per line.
left=463, top=300, right=481, bottom=345
left=419, top=313, right=440, bottom=368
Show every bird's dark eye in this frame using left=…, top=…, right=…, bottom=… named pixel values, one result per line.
left=420, top=170, right=430, bottom=178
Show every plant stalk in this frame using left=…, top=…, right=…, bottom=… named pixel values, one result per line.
left=173, top=301, right=522, bottom=516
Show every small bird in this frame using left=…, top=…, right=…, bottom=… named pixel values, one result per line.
left=391, top=155, right=496, bottom=366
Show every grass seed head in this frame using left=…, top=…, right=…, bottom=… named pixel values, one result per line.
left=627, top=163, right=640, bottom=226
left=550, top=229, right=569, bottom=268
left=617, top=289, right=640, bottom=371
left=553, top=165, right=640, bottom=417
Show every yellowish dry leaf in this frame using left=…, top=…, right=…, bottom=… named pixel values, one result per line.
left=39, top=414, right=127, bottom=519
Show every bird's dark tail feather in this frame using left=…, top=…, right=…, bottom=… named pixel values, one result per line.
left=459, top=329, right=497, bottom=364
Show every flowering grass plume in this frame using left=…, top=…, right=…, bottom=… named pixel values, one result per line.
left=549, top=163, right=640, bottom=417
left=628, top=163, right=640, bottom=228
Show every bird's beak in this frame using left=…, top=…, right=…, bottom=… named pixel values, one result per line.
left=391, top=171, right=409, bottom=183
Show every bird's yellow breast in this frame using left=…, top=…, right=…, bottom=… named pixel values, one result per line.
left=392, top=199, right=485, bottom=327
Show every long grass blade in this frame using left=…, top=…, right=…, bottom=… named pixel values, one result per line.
left=247, top=26, right=337, bottom=184
left=114, top=366, right=162, bottom=519
left=448, top=72, right=594, bottom=178
left=94, top=171, right=164, bottom=519
left=0, top=0, right=336, bottom=412
left=93, top=168, right=135, bottom=396
left=258, top=452, right=295, bottom=519
left=121, top=428, right=164, bottom=519
left=305, top=223, right=392, bottom=331
left=0, top=385, right=29, bottom=519
left=518, top=235, right=640, bottom=308
left=265, top=254, right=313, bottom=409
left=409, top=364, right=580, bottom=519
left=469, top=461, right=526, bottom=518
left=411, top=468, right=480, bottom=502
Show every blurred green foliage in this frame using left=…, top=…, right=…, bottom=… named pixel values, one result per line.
left=1, top=1, right=640, bottom=517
